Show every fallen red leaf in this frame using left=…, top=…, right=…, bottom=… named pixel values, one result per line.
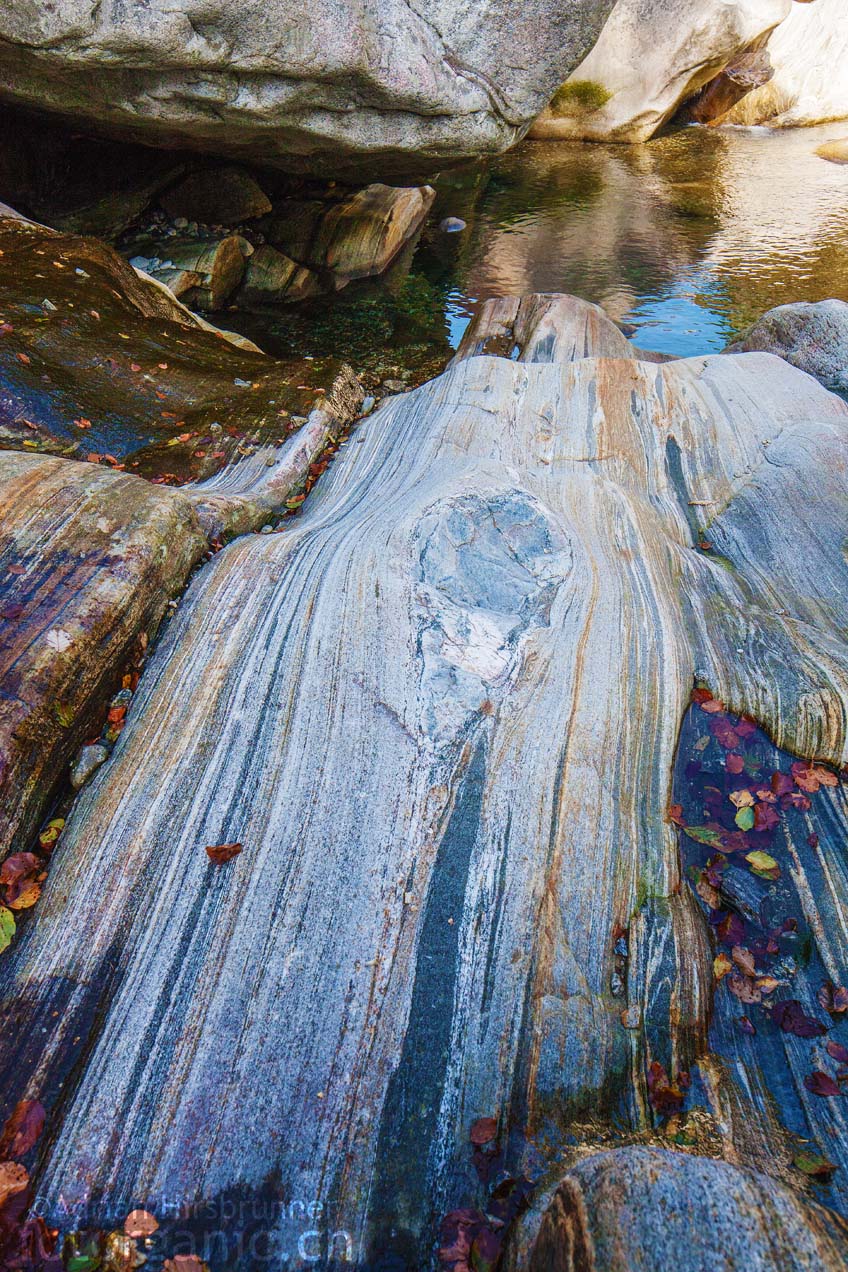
left=205, top=842, right=242, bottom=865
left=791, top=761, right=839, bottom=793
left=124, top=1209, right=159, bottom=1238
left=469, top=1117, right=498, bottom=1146
left=771, top=1000, right=828, bottom=1039
left=0, top=1101, right=45, bottom=1159
left=804, top=1071, right=841, bottom=1097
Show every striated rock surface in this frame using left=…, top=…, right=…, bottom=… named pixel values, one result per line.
left=528, top=0, right=790, bottom=142
left=0, top=451, right=205, bottom=860
left=1, top=297, right=847, bottom=1268
left=0, top=1, right=616, bottom=178
left=254, top=183, right=436, bottom=289
left=725, top=298, right=848, bottom=395
left=524, top=1148, right=848, bottom=1271
left=719, top=0, right=848, bottom=128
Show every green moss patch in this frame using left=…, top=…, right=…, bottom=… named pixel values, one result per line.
left=549, top=79, right=612, bottom=116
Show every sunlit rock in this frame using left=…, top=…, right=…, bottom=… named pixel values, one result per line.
left=719, top=0, right=848, bottom=128
left=528, top=0, right=790, bottom=142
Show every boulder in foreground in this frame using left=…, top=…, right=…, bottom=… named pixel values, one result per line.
left=525, top=1148, right=848, bottom=1271
left=725, top=298, right=848, bottom=395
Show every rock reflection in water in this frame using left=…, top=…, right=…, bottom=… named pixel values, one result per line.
left=434, top=122, right=848, bottom=357
left=227, top=121, right=848, bottom=374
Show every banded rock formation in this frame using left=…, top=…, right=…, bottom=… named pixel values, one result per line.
left=1, top=296, right=847, bottom=1271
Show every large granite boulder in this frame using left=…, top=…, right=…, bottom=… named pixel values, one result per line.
left=0, top=1, right=616, bottom=178
left=529, top=0, right=791, bottom=142
left=524, top=1149, right=848, bottom=1271
left=724, top=299, right=848, bottom=395
left=719, top=0, right=848, bottom=128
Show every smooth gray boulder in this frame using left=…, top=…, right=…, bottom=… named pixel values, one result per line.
left=0, top=1, right=616, bottom=177
left=725, top=299, right=848, bottom=395
left=524, top=1148, right=848, bottom=1271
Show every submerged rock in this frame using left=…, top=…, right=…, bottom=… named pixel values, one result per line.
left=0, top=1, right=616, bottom=178
left=724, top=299, right=848, bottom=395
left=529, top=0, right=791, bottom=142
left=525, top=1149, right=848, bottom=1271
left=2, top=296, right=847, bottom=1264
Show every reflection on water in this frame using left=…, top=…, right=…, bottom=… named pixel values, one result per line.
left=230, top=122, right=848, bottom=373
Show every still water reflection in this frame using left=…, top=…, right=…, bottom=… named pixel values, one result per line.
left=231, top=122, right=848, bottom=375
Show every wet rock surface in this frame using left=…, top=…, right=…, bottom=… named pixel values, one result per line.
left=0, top=216, right=360, bottom=484
left=1, top=296, right=847, bottom=1268
left=0, top=451, right=206, bottom=859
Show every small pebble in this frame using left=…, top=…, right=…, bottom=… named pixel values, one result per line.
left=70, top=743, right=109, bottom=791
left=439, top=217, right=466, bottom=233
left=260, top=524, right=273, bottom=534
left=360, top=395, right=376, bottom=416
left=382, top=379, right=406, bottom=394
left=41, top=299, right=57, bottom=312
